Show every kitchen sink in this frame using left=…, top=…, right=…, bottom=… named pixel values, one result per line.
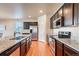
left=10, top=36, right=25, bottom=40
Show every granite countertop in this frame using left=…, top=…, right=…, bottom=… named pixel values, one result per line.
left=0, top=34, right=31, bottom=54
left=48, top=34, right=79, bottom=52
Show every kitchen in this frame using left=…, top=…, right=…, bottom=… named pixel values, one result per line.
left=0, top=3, right=79, bottom=56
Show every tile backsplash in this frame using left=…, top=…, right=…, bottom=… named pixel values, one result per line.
left=53, top=26, right=79, bottom=41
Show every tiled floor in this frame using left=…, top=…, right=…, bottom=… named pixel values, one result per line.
left=26, top=41, right=53, bottom=56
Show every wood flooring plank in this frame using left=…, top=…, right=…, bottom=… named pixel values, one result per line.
left=26, top=39, right=53, bottom=56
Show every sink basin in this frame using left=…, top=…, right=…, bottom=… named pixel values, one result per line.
left=10, top=36, right=25, bottom=40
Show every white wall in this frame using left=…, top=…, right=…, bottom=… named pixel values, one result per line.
left=38, top=15, right=47, bottom=42
left=0, top=19, right=16, bottom=39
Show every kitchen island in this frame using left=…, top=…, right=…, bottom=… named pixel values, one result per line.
left=0, top=34, right=32, bottom=56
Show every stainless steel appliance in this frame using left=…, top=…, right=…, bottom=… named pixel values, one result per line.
left=48, top=36, right=55, bottom=56
left=58, top=31, right=71, bottom=38
left=53, top=16, right=64, bottom=28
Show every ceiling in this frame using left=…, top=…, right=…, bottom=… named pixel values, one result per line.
left=0, top=3, right=63, bottom=19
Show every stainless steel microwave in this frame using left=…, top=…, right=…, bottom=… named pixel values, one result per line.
left=53, top=16, right=64, bottom=28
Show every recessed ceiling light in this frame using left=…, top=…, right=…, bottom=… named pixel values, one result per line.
left=40, top=10, right=43, bottom=13
left=28, top=16, right=31, bottom=18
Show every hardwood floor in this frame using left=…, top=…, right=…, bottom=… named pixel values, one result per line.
left=26, top=41, right=53, bottom=56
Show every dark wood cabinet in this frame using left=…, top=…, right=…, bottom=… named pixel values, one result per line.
left=0, top=36, right=32, bottom=56
left=2, top=43, right=20, bottom=56
left=26, top=39, right=29, bottom=52
left=54, top=13, right=58, bottom=20
left=50, top=17, right=53, bottom=29
left=63, top=3, right=74, bottom=26
left=74, top=3, right=79, bottom=26
left=30, top=22, right=38, bottom=26
left=26, top=36, right=32, bottom=54
left=57, top=8, right=63, bottom=18
left=55, top=39, right=79, bottom=56
left=20, top=36, right=32, bottom=56
left=55, top=40, right=64, bottom=56
left=74, top=4, right=78, bottom=26
left=20, top=40, right=26, bottom=56
left=24, top=22, right=30, bottom=29
left=64, top=45, right=79, bottom=56
left=50, top=3, right=79, bottom=28
left=23, top=22, right=38, bottom=29
left=51, top=38, right=79, bottom=56
left=77, top=4, right=79, bottom=25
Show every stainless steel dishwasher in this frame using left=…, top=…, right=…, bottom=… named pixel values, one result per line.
left=48, top=36, right=55, bottom=56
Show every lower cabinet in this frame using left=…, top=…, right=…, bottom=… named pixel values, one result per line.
left=55, top=40, right=64, bottom=56
left=20, top=41, right=26, bottom=56
left=64, top=45, right=79, bottom=56
left=26, top=37, right=31, bottom=53
left=0, top=36, right=32, bottom=56
left=55, top=40, right=79, bottom=56
left=11, top=36, right=31, bottom=56
left=4, top=43, right=20, bottom=56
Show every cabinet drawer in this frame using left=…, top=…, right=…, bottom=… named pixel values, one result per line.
left=64, top=45, right=79, bottom=56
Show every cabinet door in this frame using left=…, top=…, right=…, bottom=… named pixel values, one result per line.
left=26, top=39, right=29, bottom=52
left=63, top=3, right=74, bottom=26
left=64, top=45, right=79, bottom=56
left=77, top=4, right=79, bottom=25
left=56, top=45, right=63, bottom=56
left=58, top=8, right=63, bottom=18
left=4, top=44, right=20, bottom=56
left=74, top=4, right=78, bottom=26
left=24, top=22, right=30, bottom=29
left=20, top=40, right=26, bottom=56
left=56, top=40, right=63, bottom=56
left=20, top=43, right=26, bottom=56
left=50, top=17, right=53, bottom=29
left=54, top=13, right=58, bottom=20
left=74, top=3, right=79, bottom=26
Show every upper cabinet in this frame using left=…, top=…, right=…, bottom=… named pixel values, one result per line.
left=50, top=17, right=53, bottom=29
left=50, top=3, right=76, bottom=29
left=50, top=3, right=79, bottom=29
left=74, top=4, right=78, bottom=26
left=63, top=3, right=74, bottom=26
left=50, top=7, right=64, bottom=29
left=23, top=22, right=38, bottom=29
left=77, top=4, right=79, bottom=25
left=74, top=4, right=79, bottom=26
left=57, top=8, right=63, bottom=18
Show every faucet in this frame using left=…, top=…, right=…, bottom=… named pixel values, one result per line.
left=14, top=32, right=21, bottom=37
